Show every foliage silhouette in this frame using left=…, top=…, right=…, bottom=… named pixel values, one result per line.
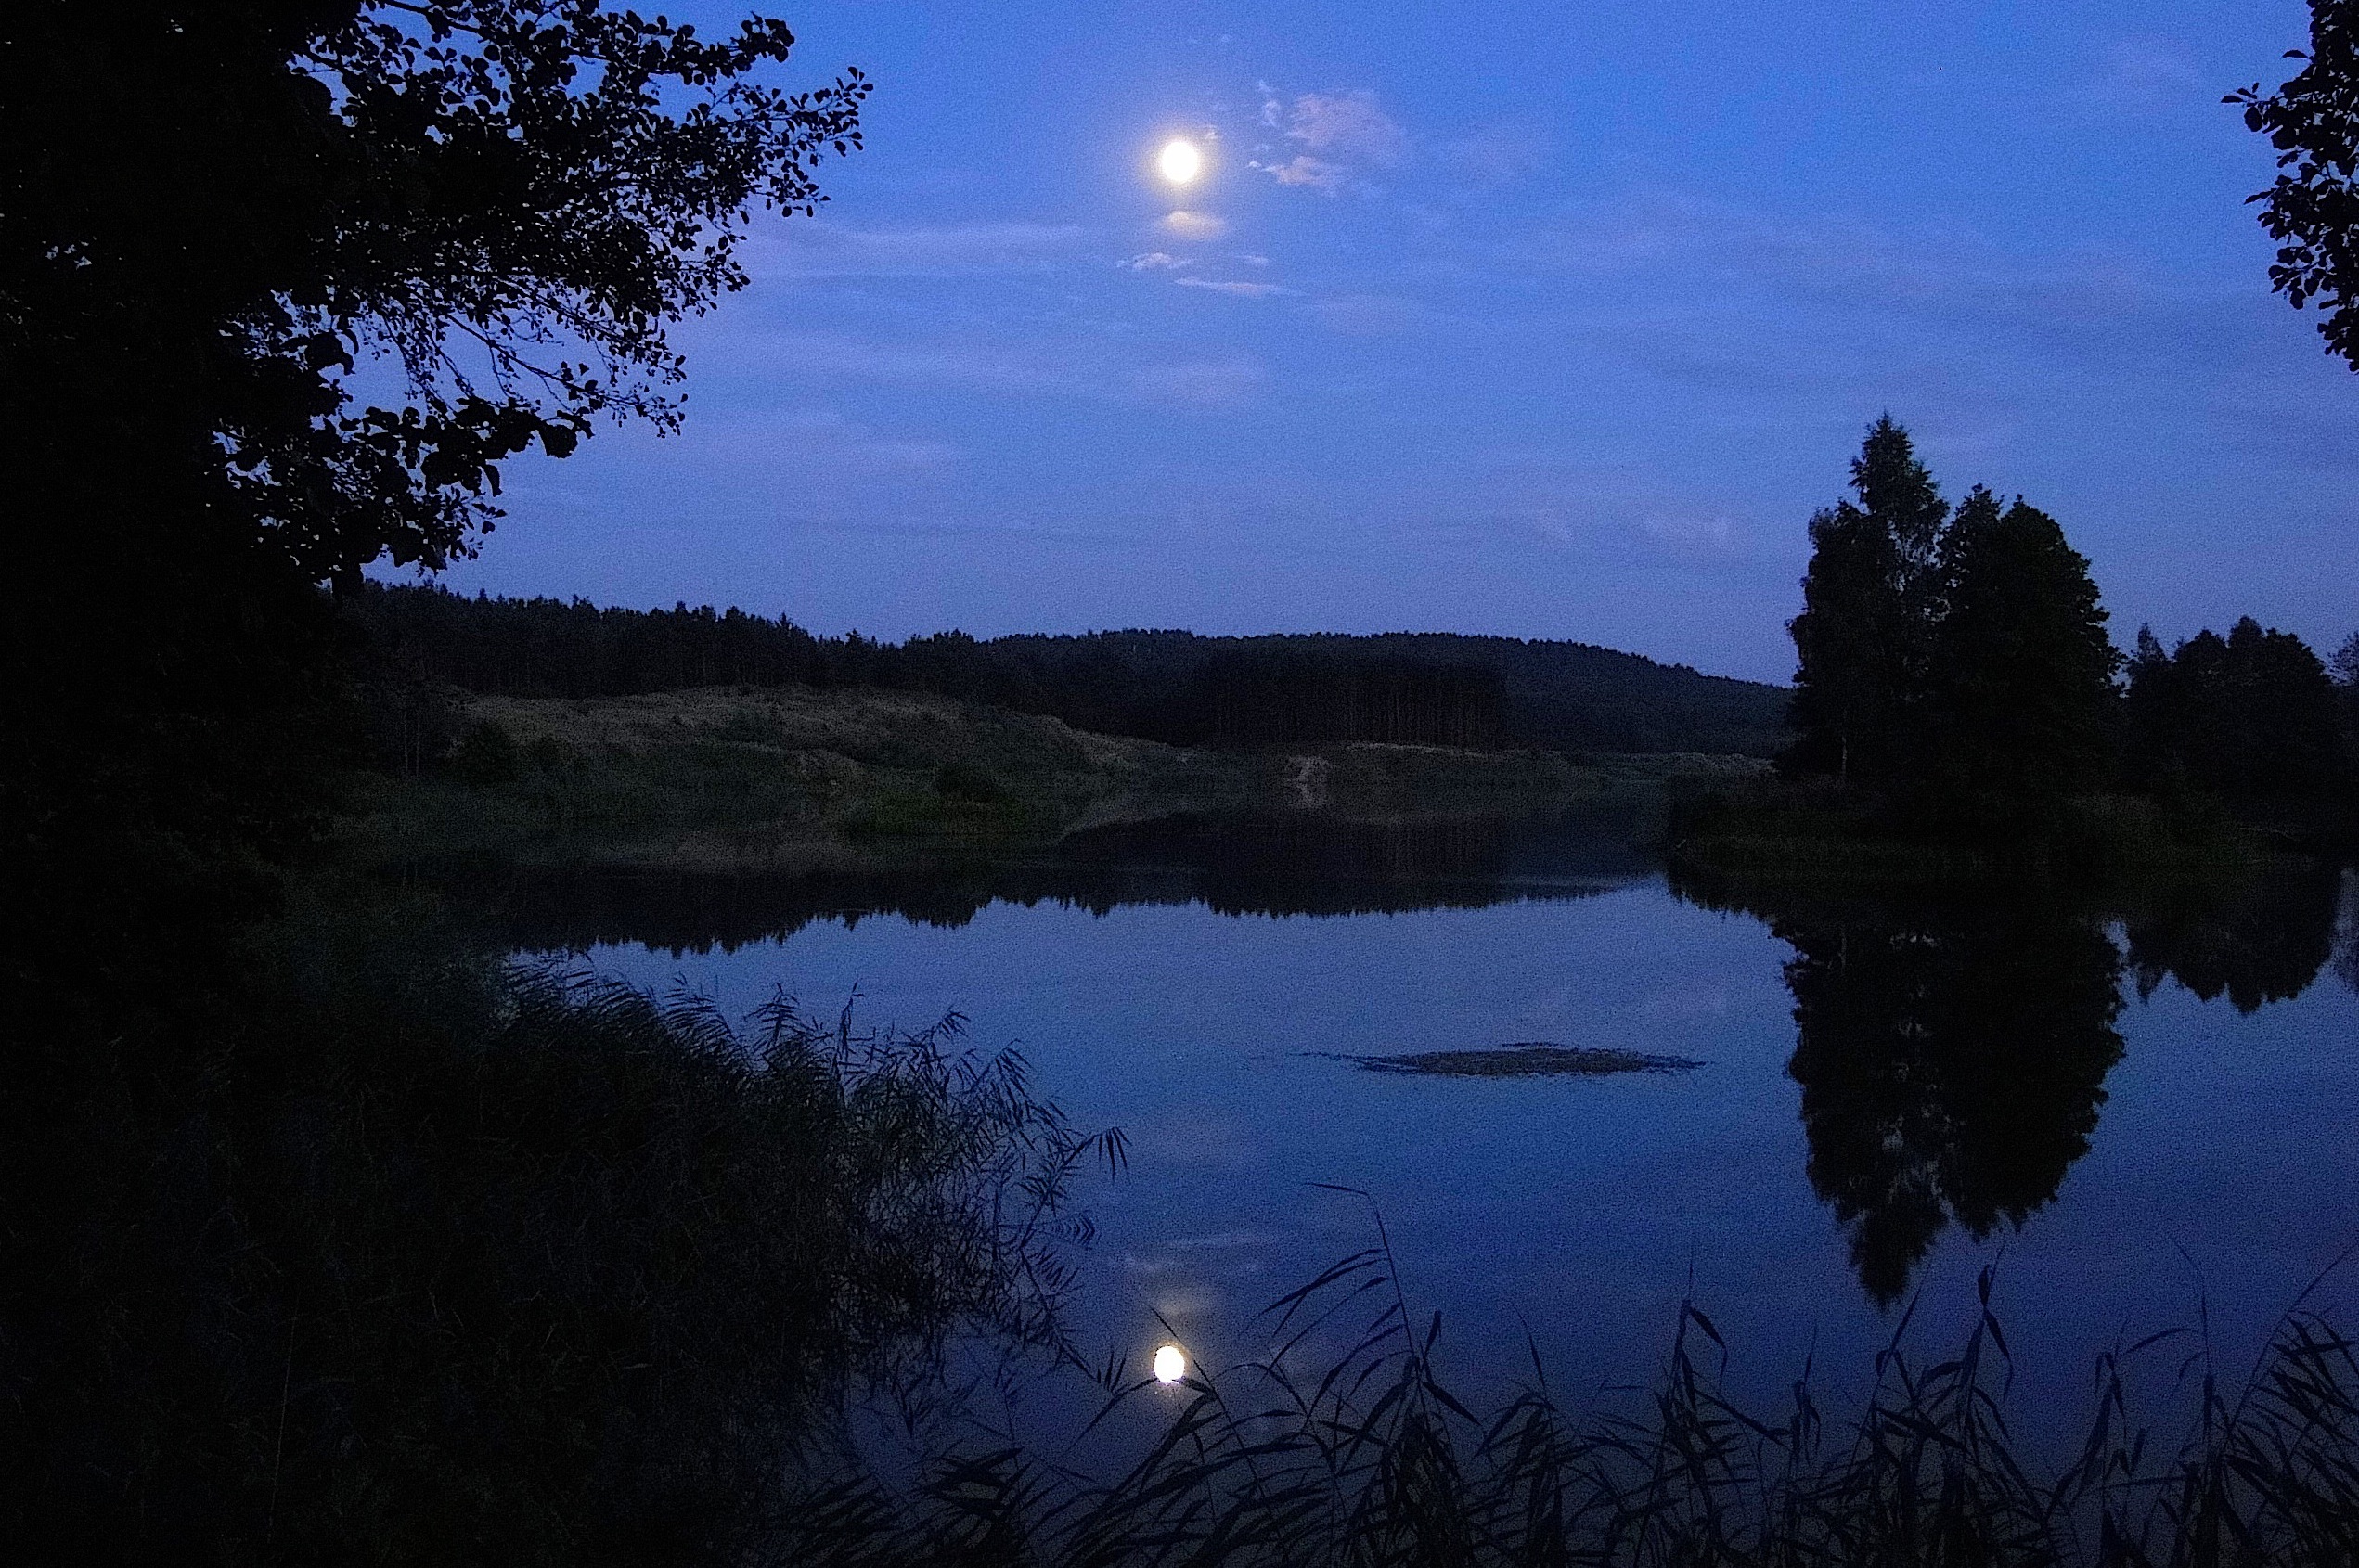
left=2234, top=0, right=2359, bottom=369
left=2125, top=617, right=2348, bottom=803
left=3, top=3, right=865, bottom=584
left=2, top=3, right=865, bottom=967
left=1786, top=419, right=2120, bottom=829
left=1921, top=489, right=2121, bottom=822
left=1787, top=415, right=1943, bottom=783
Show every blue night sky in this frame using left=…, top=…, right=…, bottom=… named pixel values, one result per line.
left=427, top=0, right=2357, bottom=684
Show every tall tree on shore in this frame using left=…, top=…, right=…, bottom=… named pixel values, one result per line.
left=1923, top=492, right=2121, bottom=815
left=1853, top=412, right=1953, bottom=590
left=1787, top=417, right=1947, bottom=781
left=2331, top=631, right=2359, bottom=741
left=2123, top=624, right=2179, bottom=789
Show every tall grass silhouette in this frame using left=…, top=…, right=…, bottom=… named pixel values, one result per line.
left=782, top=1196, right=2359, bottom=1566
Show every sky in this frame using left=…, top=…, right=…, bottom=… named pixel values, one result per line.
left=420, top=0, right=2358, bottom=684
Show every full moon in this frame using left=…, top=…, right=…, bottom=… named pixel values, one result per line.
left=1152, top=1343, right=1187, bottom=1383
left=1157, top=138, right=1203, bottom=186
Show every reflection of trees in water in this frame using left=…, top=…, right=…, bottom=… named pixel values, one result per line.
left=2341, top=870, right=2359, bottom=997
left=1778, top=902, right=2125, bottom=1305
left=1680, top=859, right=2345, bottom=1305
left=2123, top=861, right=2340, bottom=1013
left=496, top=807, right=1656, bottom=956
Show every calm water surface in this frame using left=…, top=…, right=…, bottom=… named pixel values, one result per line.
left=517, top=814, right=2359, bottom=1428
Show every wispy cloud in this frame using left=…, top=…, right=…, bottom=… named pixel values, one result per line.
left=1175, top=276, right=1296, bottom=299
left=1437, top=123, right=1551, bottom=187
left=757, top=221, right=1091, bottom=277
left=2076, top=38, right=2208, bottom=110
left=1311, top=292, right=1423, bottom=336
left=1285, top=90, right=1408, bottom=164
left=1639, top=509, right=1752, bottom=559
left=767, top=331, right=1265, bottom=411
left=1267, top=156, right=1349, bottom=191
left=1163, top=209, right=1229, bottom=239
left=1121, top=251, right=1190, bottom=271
left=1253, top=88, right=1408, bottom=195
left=747, top=408, right=965, bottom=474
left=1125, top=356, right=1266, bottom=408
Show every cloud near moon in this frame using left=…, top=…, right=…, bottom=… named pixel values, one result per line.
left=1175, top=276, right=1296, bottom=299
left=1252, top=88, right=1409, bottom=195
left=1162, top=210, right=1227, bottom=239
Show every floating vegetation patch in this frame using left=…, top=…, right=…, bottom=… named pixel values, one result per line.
left=1333, top=1041, right=1703, bottom=1077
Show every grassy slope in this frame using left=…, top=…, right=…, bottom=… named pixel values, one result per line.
left=338, top=684, right=1766, bottom=877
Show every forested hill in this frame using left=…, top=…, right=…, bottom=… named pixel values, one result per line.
left=351, top=585, right=1790, bottom=755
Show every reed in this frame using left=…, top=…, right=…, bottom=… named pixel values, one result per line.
left=780, top=1212, right=2359, bottom=1567
left=4, top=886, right=1126, bottom=1564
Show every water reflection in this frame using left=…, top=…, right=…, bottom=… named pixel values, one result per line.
left=2123, top=861, right=2341, bottom=1013
left=494, top=803, right=1660, bottom=955
left=1679, top=862, right=2349, bottom=1304
left=2340, top=871, right=2359, bottom=995
left=474, top=808, right=2355, bottom=1313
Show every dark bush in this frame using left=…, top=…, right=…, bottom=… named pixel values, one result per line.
left=450, top=719, right=521, bottom=786
left=4, top=888, right=1118, bottom=1563
left=935, top=760, right=1008, bottom=803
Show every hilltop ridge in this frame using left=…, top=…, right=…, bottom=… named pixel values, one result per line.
left=352, top=585, right=1791, bottom=757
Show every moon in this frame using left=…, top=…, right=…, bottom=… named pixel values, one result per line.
left=1157, top=138, right=1203, bottom=186
left=1152, top=1343, right=1187, bottom=1383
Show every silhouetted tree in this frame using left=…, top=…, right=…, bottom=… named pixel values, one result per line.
left=2123, top=624, right=2177, bottom=788
left=2123, top=617, right=2346, bottom=801
left=2233, top=1, right=2359, bottom=369
left=6, top=5, right=865, bottom=585
left=1921, top=491, right=2121, bottom=817
left=2333, top=631, right=2359, bottom=688
left=0, top=13, right=871, bottom=1550
left=3, top=5, right=866, bottom=958
left=1787, top=417, right=1947, bottom=781
left=2331, top=630, right=2359, bottom=743
left=1787, top=420, right=2126, bottom=826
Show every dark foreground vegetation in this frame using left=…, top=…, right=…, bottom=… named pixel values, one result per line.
left=1, top=879, right=1120, bottom=1562
left=780, top=1248, right=2359, bottom=1568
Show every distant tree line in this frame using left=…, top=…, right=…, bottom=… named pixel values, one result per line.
left=347, top=585, right=1790, bottom=757
left=1787, top=418, right=2352, bottom=829
left=2125, top=620, right=2349, bottom=803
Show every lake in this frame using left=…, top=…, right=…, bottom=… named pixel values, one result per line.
left=508, top=809, right=2359, bottom=1439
